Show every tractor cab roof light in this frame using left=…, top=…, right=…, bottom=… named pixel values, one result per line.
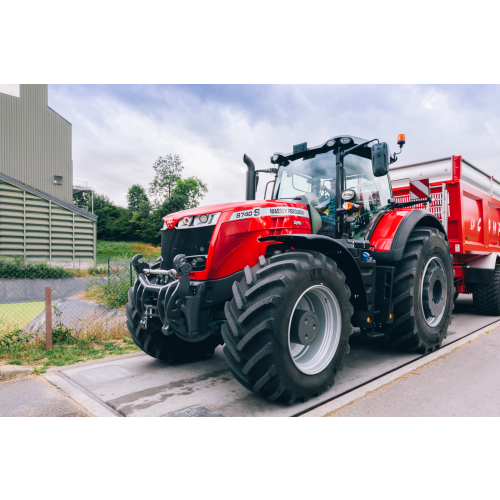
left=393, top=134, right=406, bottom=159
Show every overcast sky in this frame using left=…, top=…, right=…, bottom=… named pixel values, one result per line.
left=48, top=85, right=500, bottom=208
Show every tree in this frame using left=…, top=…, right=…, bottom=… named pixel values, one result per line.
left=168, top=177, right=208, bottom=211
left=141, top=177, right=208, bottom=245
left=78, top=154, right=209, bottom=245
left=149, top=154, right=184, bottom=205
left=127, top=184, right=149, bottom=212
left=73, top=190, right=92, bottom=210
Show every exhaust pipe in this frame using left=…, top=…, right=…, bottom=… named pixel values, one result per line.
left=244, top=154, right=256, bottom=200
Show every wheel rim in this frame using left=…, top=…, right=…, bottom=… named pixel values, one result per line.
left=288, top=285, right=341, bottom=375
left=420, top=256, right=447, bottom=327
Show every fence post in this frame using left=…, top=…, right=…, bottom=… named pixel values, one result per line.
left=130, top=261, right=133, bottom=287
left=108, top=258, right=110, bottom=278
left=45, top=286, right=52, bottom=351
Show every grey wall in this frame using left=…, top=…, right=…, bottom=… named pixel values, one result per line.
left=0, top=84, right=73, bottom=204
left=0, top=176, right=96, bottom=263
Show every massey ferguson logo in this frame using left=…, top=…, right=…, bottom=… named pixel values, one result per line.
left=229, top=206, right=310, bottom=221
left=294, top=220, right=302, bottom=225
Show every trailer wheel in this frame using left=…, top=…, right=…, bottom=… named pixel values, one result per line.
left=472, top=266, right=500, bottom=315
left=221, top=250, right=353, bottom=404
left=385, top=227, right=454, bottom=353
left=125, top=288, right=222, bottom=363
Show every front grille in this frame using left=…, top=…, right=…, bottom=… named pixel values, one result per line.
left=161, top=226, right=215, bottom=271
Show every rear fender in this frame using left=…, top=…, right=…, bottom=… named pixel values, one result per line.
left=259, top=234, right=368, bottom=311
left=371, top=209, right=447, bottom=263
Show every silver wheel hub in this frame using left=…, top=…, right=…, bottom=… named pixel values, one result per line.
left=421, top=256, right=447, bottom=327
left=288, top=285, right=341, bottom=375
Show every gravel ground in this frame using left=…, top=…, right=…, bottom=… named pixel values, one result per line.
left=331, top=328, right=500, bottom=417
left=0, top=375, right=91, bottom=417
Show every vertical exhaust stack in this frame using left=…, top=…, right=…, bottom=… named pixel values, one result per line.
left=244, top=154, right=256, bottom=200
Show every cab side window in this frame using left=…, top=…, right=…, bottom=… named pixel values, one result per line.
left=344, top=154, right=391, bottom=239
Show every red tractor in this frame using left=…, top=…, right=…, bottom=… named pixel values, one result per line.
left=127, top=135, right=457, bottom=404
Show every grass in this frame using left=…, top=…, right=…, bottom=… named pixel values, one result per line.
left=96, top=240, right=160, bottom=263
left=0, top=312, right=140, bottom=372
left=0, top=302, right=46, bottom=330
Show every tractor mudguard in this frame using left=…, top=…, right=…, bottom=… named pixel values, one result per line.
left=371, top=209, right=447, bottom=264
left=259, top=234, right=369, bottom=312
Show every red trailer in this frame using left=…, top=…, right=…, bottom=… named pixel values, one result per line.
left=387, top=156, right=500, bottom=311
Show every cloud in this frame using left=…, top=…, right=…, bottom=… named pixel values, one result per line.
left=48, top=84, right=500, bottom=208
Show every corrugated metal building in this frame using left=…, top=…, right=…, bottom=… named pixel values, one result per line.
left=0, top=84, right=97, bottom=264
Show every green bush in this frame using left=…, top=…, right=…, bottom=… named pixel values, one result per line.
left=88, top=266, right=107, bottom=276
left=0, top=257, right=73, bottom=279
left=86, top=260, right=132, bottom=308
left=0, top=326, right=35, bottom=348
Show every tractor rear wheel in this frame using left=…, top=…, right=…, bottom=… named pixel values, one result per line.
left=125, top=287, right=222, bottom=363
left=472, top=265, right=500, bottom=315
left=384, top=227, right=454, bottom=353
left=221, top=250, right=353, bottom=404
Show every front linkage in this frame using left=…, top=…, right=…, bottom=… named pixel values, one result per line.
left=131, top=253, right=208, bottom=341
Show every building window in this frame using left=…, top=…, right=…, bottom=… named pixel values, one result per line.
left=54, top=175, right=63, bottom=185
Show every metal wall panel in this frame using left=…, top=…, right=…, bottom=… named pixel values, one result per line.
left=0, top=180, right=96, bottom=263
left=0, top=84, right=73, bottom=204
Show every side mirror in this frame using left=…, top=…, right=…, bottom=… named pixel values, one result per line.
left=371, top=142, right=389, bottom=177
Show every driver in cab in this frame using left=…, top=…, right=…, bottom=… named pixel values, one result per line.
left=311, top=179, right=336, bottom=238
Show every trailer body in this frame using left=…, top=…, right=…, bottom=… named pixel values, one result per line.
left=386, top=156, right=500, bottom=293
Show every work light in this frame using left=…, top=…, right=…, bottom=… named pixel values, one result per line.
left=341, top=189, right=356, bottom=202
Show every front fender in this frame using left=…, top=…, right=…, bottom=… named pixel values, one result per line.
left=371, top=209, right=447, bottom=263
left=259, top=234, right=368, bottom=311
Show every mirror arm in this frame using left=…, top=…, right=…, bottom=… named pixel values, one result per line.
left=342, top=138, right=379, bottom=157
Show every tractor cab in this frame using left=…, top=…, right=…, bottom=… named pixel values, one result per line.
left=270, top=135, right=394, bottom=240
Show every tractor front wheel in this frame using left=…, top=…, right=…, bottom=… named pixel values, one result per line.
left=221, top=250, right=353, bottom=405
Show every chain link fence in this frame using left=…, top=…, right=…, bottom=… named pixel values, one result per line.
left=0, top=257, right=135, bottom=347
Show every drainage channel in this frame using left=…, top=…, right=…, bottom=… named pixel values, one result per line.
left=291, top=318, right=500, bottom=417
left=56, top=371, right=126, bottom=417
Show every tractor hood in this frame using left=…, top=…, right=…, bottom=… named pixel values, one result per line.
left=162, top=199, right=309, bottom=230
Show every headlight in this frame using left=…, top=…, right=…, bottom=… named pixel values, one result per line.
left=341, top=189, right=356, bottom=202
left=177, top=212, right=221, bottom=229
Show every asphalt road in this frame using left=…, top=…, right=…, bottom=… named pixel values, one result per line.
left=331, top=327, right=500, bottom=417
left=0, top=376, right=91, bottom=417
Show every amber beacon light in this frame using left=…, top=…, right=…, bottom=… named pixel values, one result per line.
left=397, top=134, right=406, bottom=147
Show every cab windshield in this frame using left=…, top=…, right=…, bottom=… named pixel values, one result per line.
left=274, top=150, right=391, bottom=239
